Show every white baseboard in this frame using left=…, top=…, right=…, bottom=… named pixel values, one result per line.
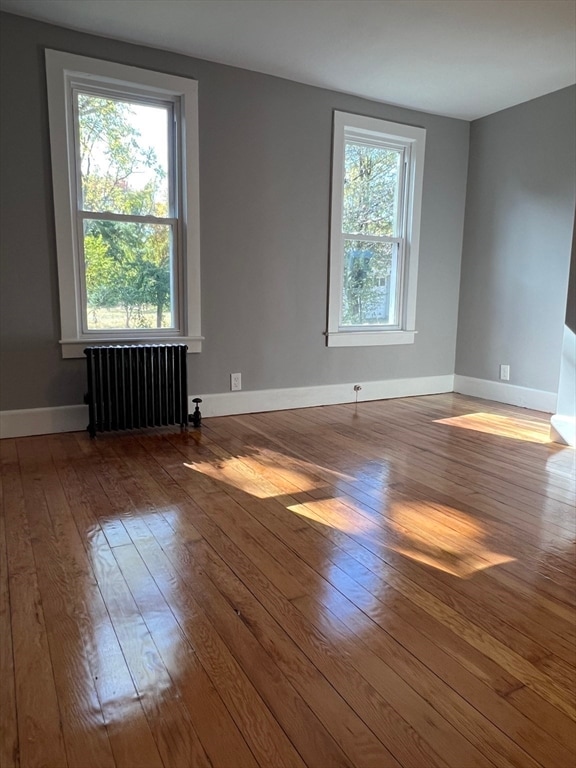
left=2, top=374, right=560, bottom=439
left=2, top=374, right=560, bottom=438
left=453, top=375, right=557, bottom=413
left=0, top=375, right=454, bottom=438
left=0, top=404, right=88, bottom=439
left=191, top=375, right=455, bottom=418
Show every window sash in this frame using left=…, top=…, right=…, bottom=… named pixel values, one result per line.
left=80, top=211, right=176, bottom=225
left=72, top=86, right=178, bottom=218
left=342, top=138, right=407, bottom=241
left=338, top=238, right=404, bottom=330
left=70, top=85, right=182, bottom=337
left=77, top=216, right=179, bottom=335
left=339, top=136, right=408, bottom=330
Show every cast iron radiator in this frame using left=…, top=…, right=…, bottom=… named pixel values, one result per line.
left=84, top=344, right=189, bottom=437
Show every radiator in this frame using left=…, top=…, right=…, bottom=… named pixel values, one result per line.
left=84, top=344, right=189, bottom=437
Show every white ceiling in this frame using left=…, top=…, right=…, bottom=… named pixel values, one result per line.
left=1, top=0, right=575, bottom=120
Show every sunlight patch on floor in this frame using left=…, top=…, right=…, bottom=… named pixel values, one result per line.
left=257, top=447, right=356, bottom=483
left=286, top=501, right=378, bottom=535
left=386, top=500, right=516, bottom=578
left=184, top=452, right=330, bottom=497
left=184, top=446, right=517, bottom=578
left=435, top=412, right=551, bottom=443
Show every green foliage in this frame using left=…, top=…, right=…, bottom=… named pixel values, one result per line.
left=341, top=142, right=400, bottom=326
left=78, top=93, right=172, bottom=329
left=84, top=220, right=171, bottom=328
left=343, top=142, right=400, bottom=237
left=342, top=243, right=392, bottom=326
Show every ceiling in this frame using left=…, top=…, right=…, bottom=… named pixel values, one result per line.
left=1, top=0, right=575, bottom=120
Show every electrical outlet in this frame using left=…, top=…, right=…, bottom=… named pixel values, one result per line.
left=499, top=364, right=510, bottom=381
left=230, top=372, right=242, bottom=391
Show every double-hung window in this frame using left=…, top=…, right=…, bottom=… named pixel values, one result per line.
left=45, top=51, right=201, bottom=357
left=327, top=111, right=425, bottom=347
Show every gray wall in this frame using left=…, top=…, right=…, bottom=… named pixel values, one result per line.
left=455, top=87, right=576, bottom=393
left=0, top=12, right=469, bottom=411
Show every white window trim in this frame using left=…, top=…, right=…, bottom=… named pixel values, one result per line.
left=327, top=111, right=425, bottom=347
left=45, top=50, right=202, bottom=358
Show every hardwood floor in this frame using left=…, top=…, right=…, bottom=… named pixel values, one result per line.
left=1, top=393, right=575, bottom=768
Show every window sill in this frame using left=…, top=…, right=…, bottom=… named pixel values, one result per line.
left=326, top=330, right=416, bottom=347
left=60, top=336, right=203, bottom=358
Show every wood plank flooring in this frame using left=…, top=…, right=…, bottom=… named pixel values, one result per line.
left=1, top=393, right=575, bottom=768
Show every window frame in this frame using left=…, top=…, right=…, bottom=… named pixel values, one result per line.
left=327, top=111, right=426, bottom=347
left=45, top=50, right=202, bottom=358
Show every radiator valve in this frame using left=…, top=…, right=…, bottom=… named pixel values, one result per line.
left=191, top=397, right=202, bottom=428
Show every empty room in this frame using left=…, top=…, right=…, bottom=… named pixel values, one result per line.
left=0, top=1, right=575, bottom=767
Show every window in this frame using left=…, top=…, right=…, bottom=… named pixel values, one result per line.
left=45, top=51, right=201, bottom=357
left=327, top=111, right=425, bottom=347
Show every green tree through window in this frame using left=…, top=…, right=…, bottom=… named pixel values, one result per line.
left=78, top=93, right=174, bottom=330
left=341, top=142, right=401, bottom=326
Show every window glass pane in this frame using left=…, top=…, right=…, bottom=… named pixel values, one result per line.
left=77, top=93, right=170, bottom=216
left=83, top=220, right=174, bottom=330
left=343, top=142, right=402, bottom=236
left=341, top=240, right=397, bottom=327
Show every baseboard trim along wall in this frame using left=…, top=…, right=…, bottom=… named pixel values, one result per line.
left=1, top=374, right=559, bottom=439
left=192, top=375, right=455, bottom=419
left=1, top=375, right=454, bottom=438
left=453, top=375, right=557, bottom=413
left=0, top=404, right=89, bottom=439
